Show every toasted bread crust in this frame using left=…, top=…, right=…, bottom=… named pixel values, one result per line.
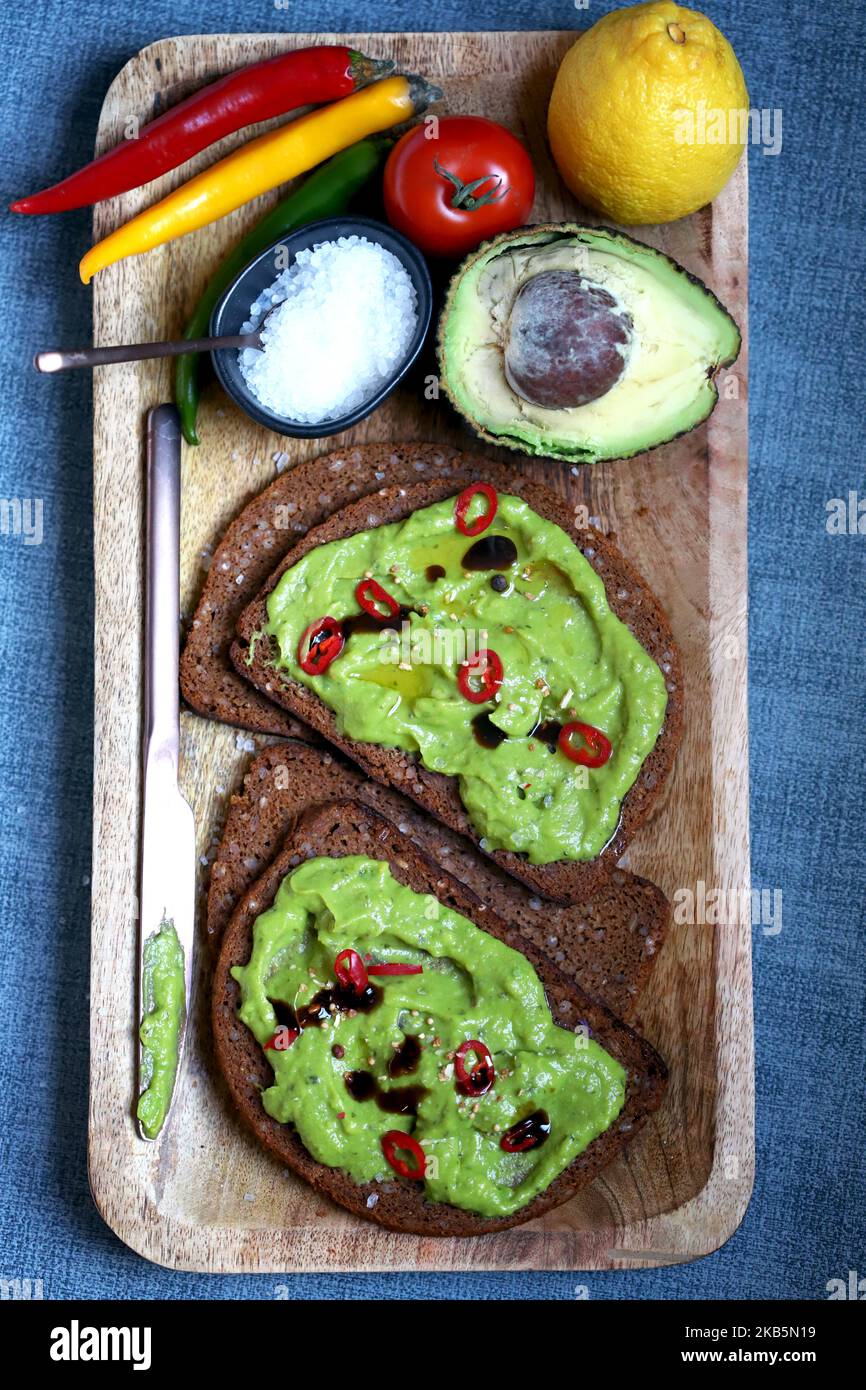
left=212, top=799, right=668, bottom=1236
left=230, top=472, right=683, bottom=902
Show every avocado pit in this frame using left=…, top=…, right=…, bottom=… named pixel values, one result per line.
left=504, top=270, right=633, bottom=410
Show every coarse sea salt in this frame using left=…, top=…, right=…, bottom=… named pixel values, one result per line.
left=238, top=235, right=418, bottom=424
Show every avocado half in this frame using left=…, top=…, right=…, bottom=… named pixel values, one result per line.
left=437, top=224, right=742, bottom=465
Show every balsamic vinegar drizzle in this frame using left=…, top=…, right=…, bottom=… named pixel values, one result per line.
left=344, top=1069, right=429, bottom=1116
left=461, top=534, right=518, bottom=571
left=272, top=978, right=383, bottom=1036
left=502, top=1109, right=551, bottom=1151
left=472, top=712, right=507, bottom=749
left=388, top=1033, right=422, bottom=1077
left=530, top=719, right=562, bottom=751
left=343, top=1033, right=428, bottom=1115
left=472, top=715, right=563, bottom=753
left=341, top=1034, right=430, bottom=1117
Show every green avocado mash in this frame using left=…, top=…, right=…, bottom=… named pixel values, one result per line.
left=137, top=920, right=185, bottom=1140
left=232, top=854, right=626, bottom=1218
left=264, top=493, right=668, bottom=864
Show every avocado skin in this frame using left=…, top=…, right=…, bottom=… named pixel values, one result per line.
left=437, top=223, right=742, bottom=465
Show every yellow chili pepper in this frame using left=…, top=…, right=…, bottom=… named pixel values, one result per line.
left=79, top=75, right=439, bottom=284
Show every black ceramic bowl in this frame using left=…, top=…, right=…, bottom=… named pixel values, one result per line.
left=209, top=216, right=433, bottom=439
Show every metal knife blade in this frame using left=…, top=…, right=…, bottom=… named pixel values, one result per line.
left=136, top=404, right=195, bottom=1142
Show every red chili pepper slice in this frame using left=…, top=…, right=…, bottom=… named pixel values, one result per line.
left=455, top=483, right=498, bottom=537
left=264, top=1025, right=300, bottom=1052
left=366, top=963, right=424, bottom=976
left=334, top=949, right=369, bottom=994
left=458, top=649, right=503, bottom=704
left=558, top=721, right=613, bottom=768
left=355, top=578, right=401, bottom=621
left=454, top=1039, right=495, bottom=1096
left=297, top=616, right=344, bottom=675
left=381, top=1130, right=427, bottom=1180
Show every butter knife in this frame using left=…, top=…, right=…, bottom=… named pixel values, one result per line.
left=136, top=404, right=195, bottom=1142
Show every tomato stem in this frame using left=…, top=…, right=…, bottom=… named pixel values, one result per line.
left=433, top=157, right=509, bottom=211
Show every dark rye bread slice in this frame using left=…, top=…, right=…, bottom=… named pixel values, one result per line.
left=212, top=799, right=668, bottom=1236
left=181, top=444, right=485, bottom=736
left=208, top=742, right=670, bottom=1021
left=231, top=474, right=683, bottom=904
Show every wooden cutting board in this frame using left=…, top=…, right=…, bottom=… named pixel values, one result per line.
left=89, top=30, right=752, bottom=1272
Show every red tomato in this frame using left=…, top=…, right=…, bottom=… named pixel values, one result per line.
left=383, top=116, right=536, bottom=259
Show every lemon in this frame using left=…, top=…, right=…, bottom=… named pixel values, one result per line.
left=547, top=1, right=749, bottom=225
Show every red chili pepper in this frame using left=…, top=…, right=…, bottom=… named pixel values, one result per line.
left=455, top=483, right=498, bottom=537
left=458, top=649, right=503, bottom=703
left=334, top=949, right=369, bottom=994
left=366, top=963, right=424, bottom=976
left=355, top=578, right=401, bottom=621
left=11, top=48, right=391, bottom=214
left=264, top=1025, right=300, bottom=1051
left=558, top=721, right=613, bottom=768
left=381, top=1130, right=427, bottom=1180
left=454, top=1039, right=495, bottom=1096
left=297, top=616, right=344, bottom=675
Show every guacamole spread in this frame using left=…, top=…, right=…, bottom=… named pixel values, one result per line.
left=264, top=492, right=668, bottom=864
left=137, top=920, right=185, bottom=1140
left=232, top=854, right=626, bottom=1218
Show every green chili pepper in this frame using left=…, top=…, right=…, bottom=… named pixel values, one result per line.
left=174, top=137, right=389, bottom=445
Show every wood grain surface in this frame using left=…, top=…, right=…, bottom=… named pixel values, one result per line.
left=89, top=31, right=752, bottom=1272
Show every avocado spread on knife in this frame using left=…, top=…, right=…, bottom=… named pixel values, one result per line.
left=263, top=492, right=668, bottom=864
left=137, top=920, right=185, bottom=1140
left=233, top=855, right=626, bottom=1217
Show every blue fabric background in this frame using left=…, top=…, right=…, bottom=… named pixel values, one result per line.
left=0, top=0, right=863, bottom=1301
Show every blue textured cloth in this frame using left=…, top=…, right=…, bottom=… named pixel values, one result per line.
left=0, top=0, right=863, bottom=1301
